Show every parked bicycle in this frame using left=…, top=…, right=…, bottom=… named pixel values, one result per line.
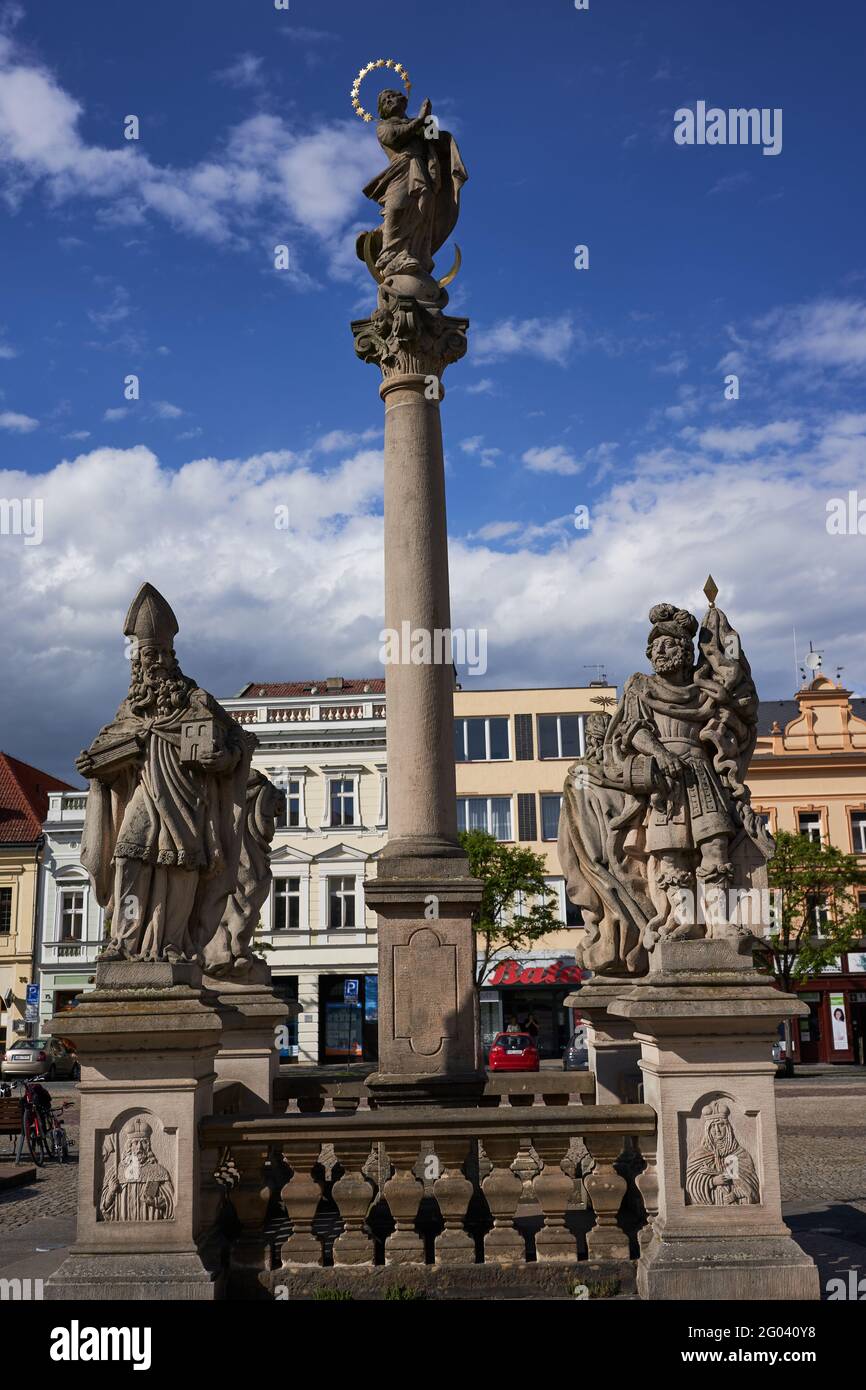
left=8, top=1076, right=57, bottom=1166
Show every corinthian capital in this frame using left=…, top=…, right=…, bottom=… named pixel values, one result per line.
left=352, top=289, right=468, bottom=384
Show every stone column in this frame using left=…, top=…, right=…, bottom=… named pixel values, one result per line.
left=609, top=939, right=819, bottom=1301
left=353, top=290, right=484, bottom=1107
left=46, top=961, right=223, bottom=1301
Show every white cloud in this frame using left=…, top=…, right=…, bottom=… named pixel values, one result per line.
left=694, top=420, right=803, bottom=455
left=102, top=407, right=128, bottom=422
left=3, top=409, right=866, bottom=773
left=522, top=444, right=581, bottom=476
left=761, top=299, right=866, bottom=371
left=473, top=315, right=576, bottom=366
left=465, top=377, right=495, bottom=395
left=152, top=401, right=184, bottom=420
left=460, top=435, right=501, bottom=468
left=0, top=409, right=37, bottom=432
left=213, top=54, right=264, bottom=90
left=0, top=36, right=379, bottom=266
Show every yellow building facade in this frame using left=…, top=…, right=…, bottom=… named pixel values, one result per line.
left=749, top=674, right=866, bottom=1064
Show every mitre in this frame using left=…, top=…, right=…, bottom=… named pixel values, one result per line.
left=123, top=582, right=179, bottom=646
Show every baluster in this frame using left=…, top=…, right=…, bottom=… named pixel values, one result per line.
left=279, top=1139, right=325, bottom=1266
left=583, top=1134, right=630, bottom=1259
left=382, top=1139, right=425, bottom=1264
left=531, top=1134, right=577, bottom=1261
left=332, top=1140, right=376, bottom=1265
left=634, top=1130, right=659, bottom=1251
left=431, top=1138, right=475, bottom=1265
left=481, top=1135, right=525, bottom=1263
left=227, top=1145, right=273, bottom=1274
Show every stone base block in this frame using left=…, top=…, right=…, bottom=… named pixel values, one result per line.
left=45, top=1250, right=222, bottom=1301
left=637, top=1231, right=820, bottom=1301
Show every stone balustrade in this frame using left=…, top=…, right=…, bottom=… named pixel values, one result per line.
left=199, top=1102, right=656, bottom=1297
left=273, top=1070, right=594, bottom=1114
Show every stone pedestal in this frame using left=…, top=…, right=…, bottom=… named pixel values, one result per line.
left=46, top=960, right=223, bottom=1301
left=203, top=960, right=292, bottom=1114
left=365, top=861, right=485, bottom=1107
left=565, top=976, right=642, bottom=1104
left=609, top=939, right=819, bottom=1301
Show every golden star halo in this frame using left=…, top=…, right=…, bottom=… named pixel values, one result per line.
left=351, top=57, right=411, bottom=122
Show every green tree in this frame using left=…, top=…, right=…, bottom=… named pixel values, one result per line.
left=760, top=830, right=866, bottom=1075
left=459, top=829, right=562, bottom=986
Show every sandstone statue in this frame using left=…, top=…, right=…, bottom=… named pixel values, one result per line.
left=559, top=583, right=773, bottom=974
left=203, top=769, right=280, bottom=977
left=77, top=583, right=253, bottom=963
left=358, top=87, right=466, bottom=284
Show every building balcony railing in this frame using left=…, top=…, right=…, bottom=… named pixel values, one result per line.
left=199, top=1084, right=656, bottom=1297
left=233, top=704, right=386, bottom=727
left=45, top=791, right=88, bottom=820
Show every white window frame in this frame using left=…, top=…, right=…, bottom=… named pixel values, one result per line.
left=457, top=795, right=513, bottom=842
left=851, top=813, right=866, bottom=854
left=263, top=858, right=311, bottom=935
left=267, top=768, right=308, bottom=831
left=454, top=716, right=511, bottom=762
left=540, top=793, right=562, bottom=842
left=798, top=811, right=823, bottom=844
left=317, top=862, right=366, bottom=936
left=272, top=875, right=303, bottom=932
left=51, top=869, right=92, bottom=946
left=537, top=713, right=585, bottom=760
left=59, top=887, right=85, bottom=942
left=375, top=764, right=388, bottom=828
left=321, top=773, right=361, bottom=829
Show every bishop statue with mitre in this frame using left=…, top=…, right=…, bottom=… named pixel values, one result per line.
left=77, top=583, right=252, bottom=962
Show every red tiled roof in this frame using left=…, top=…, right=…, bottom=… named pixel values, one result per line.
left=0, top=753, right=74, bottom=845
left=235, top=678, right=386, bottom=698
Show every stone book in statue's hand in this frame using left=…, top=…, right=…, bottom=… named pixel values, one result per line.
left=83, top=733, right=145, bottom=779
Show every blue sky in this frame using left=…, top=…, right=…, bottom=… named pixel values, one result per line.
left=1, top=0, right=866, bottom=775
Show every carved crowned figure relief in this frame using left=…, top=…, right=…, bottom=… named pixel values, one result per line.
left=685, top=1101, right=760, bottom=1207
left=99, top=1115, right=175, bottom=1223
left=558, top=581, right=773, bottom=975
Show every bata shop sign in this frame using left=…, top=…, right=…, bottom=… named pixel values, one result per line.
left=488, top=959, right=582, bottom=987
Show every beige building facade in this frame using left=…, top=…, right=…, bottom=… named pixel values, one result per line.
left=749, top=673, right=866, bottom=1065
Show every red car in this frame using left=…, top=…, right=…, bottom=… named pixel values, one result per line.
left=487, top=1031, right=540, bottom=1072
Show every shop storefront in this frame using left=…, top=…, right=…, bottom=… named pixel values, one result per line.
left=318, top=973, right=378, bottom=1064
left=791, top=953, right=866, bottom=1065
left=479, top=954, right=583, bottom=1060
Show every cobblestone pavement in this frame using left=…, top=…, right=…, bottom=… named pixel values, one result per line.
left=776, top=1079, right=866, bottom=1203
left=0, top=1082, right=79, bottom=1233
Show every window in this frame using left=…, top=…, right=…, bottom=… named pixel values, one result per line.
left=538, top=714, right=583, bottom=759
left=60, top=889, right=84, bottom=941
left=454, top=716, right=510, bottom=762
left=806, top=894, right=829, bottom=933
left=798, top=812, right=822, bottom=843
left=541, top=794, right=562, bottom=841
left=546, top=876, right=583, bottom=927
left=0, top=886, right=11, bottom=934
left=328, top=876, right=357, bottom=930
left=457, top=796, right=512, bottom=841
left=277, top=780, right=302, bottom=829
left=273, top=877, right=301, bottom=932
left=329, top=779, right=355, bottom=827
left=517, top=793, right=537, bottom=841
left=852, top=813, right=866, bottom=853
